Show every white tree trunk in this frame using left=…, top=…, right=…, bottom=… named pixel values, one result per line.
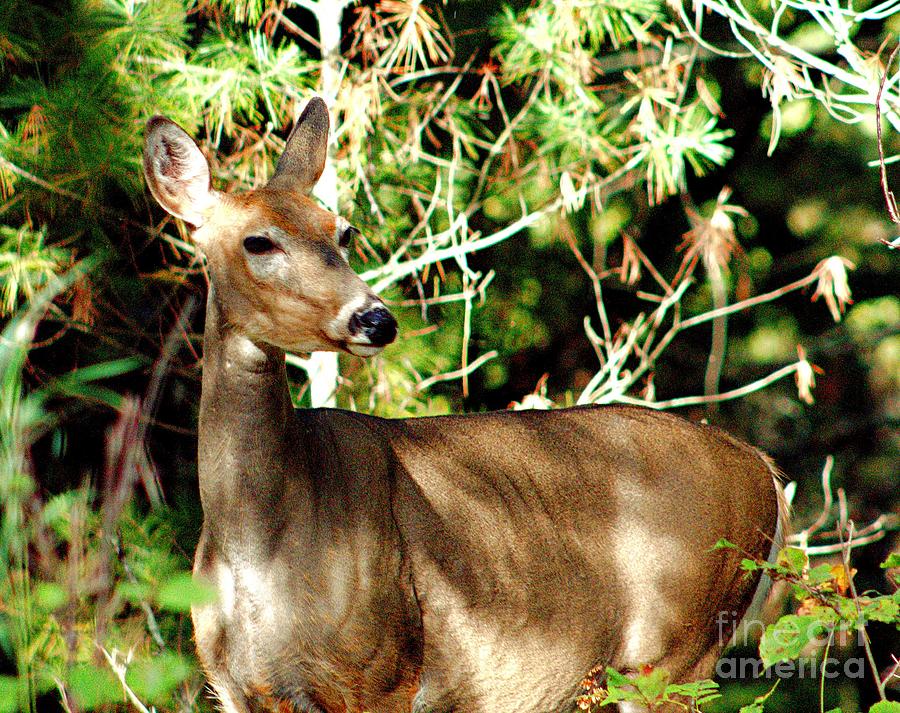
left=302, top=0, right=353, bottom=408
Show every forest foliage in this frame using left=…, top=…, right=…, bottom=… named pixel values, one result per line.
left=0, top=0, right=897, bottom=711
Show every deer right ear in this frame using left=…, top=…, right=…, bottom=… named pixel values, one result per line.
left=267, top=97, right=329, bottom=195
left=143, top=116, right=216, bottom=227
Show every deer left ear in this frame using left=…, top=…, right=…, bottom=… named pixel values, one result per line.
left=268, top=97, right=329, bottom=195
left=143, top=116, right=217, bottom=227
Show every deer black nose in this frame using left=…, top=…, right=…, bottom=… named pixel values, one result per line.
left=349, top=305, right=397, bottom=346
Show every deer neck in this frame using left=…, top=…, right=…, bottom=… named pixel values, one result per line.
left=197, top=285, right=305, bottom=550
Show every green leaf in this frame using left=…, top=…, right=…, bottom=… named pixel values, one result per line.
left=48, top=356, right=146, bottom=410
left=602, top=666, right=639, bottom=703
left=0, top=618, right=12, bottom=660
left=713, top=538, right=738, bottom=550
left=776, top=547, right=808, bottom=574
left=666, top=679, right=720, bottom=703
left=116, top=580, right=152, bottom=604
left=41, top=491, right=81, bottom=538
left=881, top=553, right=900, bottom=569
left=861, top=596, right=899, bottom=624
left=633, top=667, right=668, bottom=701
left=869, top=703, right=900, bottom=713
left=33, top=581, right=67, bottom=611
left=0, top=266, right=82, bottom=417
left=599, top=685, right=634, bottom=704
left=0, top=676, right=20, bottom=713
left=604, top=667, right=631, bottom=687
left=67, top=664, right=122, bottom=709
left=741, top=558, right=762, bottom=572
left=125, top=652, right=192, bottom=702
left=759, top=615, right=829, bottom=667
left=55, top=355, right=146, bottom=384
left=834, top=596, right=861, bottom=624
left=806, top=563, right=836, bottom=586
left=156, top=572, right=217, bottom=612
left=739, top=704, right=764, bottom=713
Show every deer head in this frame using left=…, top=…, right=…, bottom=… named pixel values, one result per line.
left=143, top=98, right=396, bottom=357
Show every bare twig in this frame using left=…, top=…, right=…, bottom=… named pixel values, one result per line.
left=387, top=271, right=494, bottom=308
left=786, top=459, right=899, bottom=554
left=99, top=647, right=154, bottom=713
left=791, top=456, right=835, bottom=550
left=876, top=41, right=900, bottom=226
left=677, top=272, right=818, bottom=331
left=704, top=267, right=728, bottom=405
left=836, top=515, right=888, bottom=702
left=461, top=273, right=474, bottom=397
left=562, top=227, right=613, bottom=355
left=613, top=360, right=805, bottom=409
left=416, top=350, right=498, bottom=392
left=882, top=655, right=900, bottom=692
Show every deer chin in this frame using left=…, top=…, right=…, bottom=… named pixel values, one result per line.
left=273, top=337, right=383, bottom=357
left=344, top=341, right=384, bottom=358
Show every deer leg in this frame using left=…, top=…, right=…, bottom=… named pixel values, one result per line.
left=205, top=672, right=253, bottom=713
left=209, top=677, right=330, bottom=713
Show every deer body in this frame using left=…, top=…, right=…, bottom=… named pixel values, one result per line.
left=144, top=99, right=782, bottom=713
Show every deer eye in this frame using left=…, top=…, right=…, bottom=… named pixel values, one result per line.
left=339, top=225, right=359, bottom=250
left=243, top=235, right=277, bottom=254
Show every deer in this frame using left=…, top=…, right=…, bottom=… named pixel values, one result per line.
left=143, top=97, right=786, bottom=713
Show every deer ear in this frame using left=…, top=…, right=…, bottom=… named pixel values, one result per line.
left=267, top=97, right=329, bottom=195
left=143, top=116, right=216, bottom=227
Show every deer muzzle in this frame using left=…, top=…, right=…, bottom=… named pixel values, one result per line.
left=348, top=305, right=397, bottom=348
